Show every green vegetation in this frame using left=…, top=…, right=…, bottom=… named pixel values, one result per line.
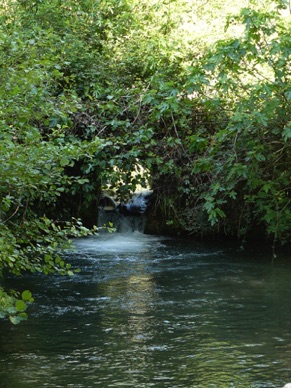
left=0, top=0, right=290, bottom=322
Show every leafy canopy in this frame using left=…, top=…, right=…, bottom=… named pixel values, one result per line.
left=0, top=0, right=290, bottom=322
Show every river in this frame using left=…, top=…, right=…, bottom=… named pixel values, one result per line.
left=0, top=232, right=290, bottom=387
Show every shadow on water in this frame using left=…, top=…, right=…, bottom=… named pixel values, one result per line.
left=0, top=232, right=290, bottom=387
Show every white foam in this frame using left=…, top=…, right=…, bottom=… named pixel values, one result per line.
left=73, top=232, right=165, bottom=254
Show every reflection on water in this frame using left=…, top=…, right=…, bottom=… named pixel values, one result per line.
left=0, top=233, right=290, bottom=387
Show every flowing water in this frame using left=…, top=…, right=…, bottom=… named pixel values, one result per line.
left=0, top=233, right=290, bottom=387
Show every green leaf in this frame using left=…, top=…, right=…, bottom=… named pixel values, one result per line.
left=10, top=316, right=21, bottom=324
left=22, top=290, right=33, bottom=301
left=282, top=123, right=291, bottom=142
left=16, top=300, right=26, bottom=312
left=60, top=158, right=70, bottom=167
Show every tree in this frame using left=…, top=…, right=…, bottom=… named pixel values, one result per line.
left=145, top=2, right=291, bottom=246
left=1, top=0, right=290, bottom=323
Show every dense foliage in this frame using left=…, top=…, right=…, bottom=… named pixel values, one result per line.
left=148, top=4, right=291, bottom=246
left=0, top=0, right=290, bottom=322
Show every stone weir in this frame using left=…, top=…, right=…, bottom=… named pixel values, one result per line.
left=98, top=191, right=152, bottom=233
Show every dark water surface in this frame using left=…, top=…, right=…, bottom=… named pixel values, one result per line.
left=0, top=233, right=290, bottom=387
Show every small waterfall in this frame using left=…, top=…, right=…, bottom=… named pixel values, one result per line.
left=98, top=191, right=151, bottom=233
